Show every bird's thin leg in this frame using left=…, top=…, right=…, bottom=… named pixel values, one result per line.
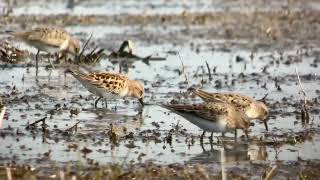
left=218, top=132, right=225, bottom=144
left=234, top=129, right=237, bottom=142
left=95, top=97, right=102, bottom=108
left=65, top=54, right=68, bottom=64
left=54, top=53, right=60, bottom=64
left=114, top=102, right=118, bottom=111
left=244, top=129, right=249, bottom=141
left=210, top=132, right=214, bottom=150
left=105, top=99, right=108, bottom=108
left=119, top=62, right=122, bottom=73
left=47, top=54, right=55, bottom=68
left=210, top=132, right=214, bottom=143
left=200, top=140, right=205, bottom=152
left=200, top=131, right=206, bottom=144
left=217, top=137, right=221, bottom=144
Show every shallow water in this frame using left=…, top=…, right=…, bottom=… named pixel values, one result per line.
left=1, top=41, right=319, bottom=167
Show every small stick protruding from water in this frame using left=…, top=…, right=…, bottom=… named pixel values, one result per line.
left=65, top=121, right=81, bottom=133
left=264, top=165, right=277, bottom=180
left=205, top=60, right=212, bottom=81
left=259, top=93, right=268, bottom=103
left=28, top=117, right=47, bottom=128
left=77, top=33, right=93, bottom=62
left=178, top=52, right=190, bottom=87
left=295, top=67, right=310, bottom=123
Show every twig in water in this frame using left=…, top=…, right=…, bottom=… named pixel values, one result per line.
left=271, top=135, right=282, bottom=159
left=264, top=165, right=277, bottom=180
left=92, top=49, right=105, bottom=63
left=259, top=93, right=269, bottom=103
left=177, top=52, right=190, bottom=87
left=65, top=121, right=81, bottom=133
left=175, top=120, right=180, bottom=131
left=88, top=46, right=98, bottom=57
left=200, top=66, right=206, bottom=86
left=77, top=33, right=93, bottom=63
left=205, top=60, right=212, bottom=81
left=295, top=67, right=310, bottom=123
left=28, top=117, right=47, bottom=127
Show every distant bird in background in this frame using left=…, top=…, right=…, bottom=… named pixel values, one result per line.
left=6, top=27, right=80, bottom=68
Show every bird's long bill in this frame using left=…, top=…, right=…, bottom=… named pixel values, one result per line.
left=264, top=120, right=269, bottom=131
left=139, top=98, right=144, bottom=107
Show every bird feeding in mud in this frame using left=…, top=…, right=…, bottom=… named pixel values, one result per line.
left=66, top=69, right=144, bottom=108
left=163, top=101, right=251, bottom=142
left=191, top=89, right=269, bottom=131
left=6, top=27, right=80, bottom=68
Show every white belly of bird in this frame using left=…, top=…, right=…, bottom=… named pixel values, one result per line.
left=28, top=41, right=61, bottom=54
left=40, top=44, right=62, bottom=54
left=27, top=39, right=69, bottom=54
left=79, top=80, right=122, bottom=100
left=180, top=113, right=229, bottom=133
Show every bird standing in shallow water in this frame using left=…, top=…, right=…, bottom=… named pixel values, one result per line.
left=6, top=27, right=80, bottom=68
left=66, top=69, right=144, bottom=108
left=163, top=102, right=250, bottom=142
left=191, top=89, right=269, bottom=131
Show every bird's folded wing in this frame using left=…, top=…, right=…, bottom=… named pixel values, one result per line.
left=28, top=32, right=65, bottom=48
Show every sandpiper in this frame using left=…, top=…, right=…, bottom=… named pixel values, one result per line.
left=6, top=27, right=80, bottom=67
left=66, top=69, right=144, bottom=108
left=191, top=89, right=269, bottom=130
left=163, top=102, right=250, bottom=142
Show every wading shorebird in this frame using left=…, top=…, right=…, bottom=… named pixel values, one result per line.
left=66, top=69, right=144, bottom=108
left=6, top=27, right=80, bottom=68
left=163, top=102, right=250, bottom=142
left=191, top=89, right=269, bottom=131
